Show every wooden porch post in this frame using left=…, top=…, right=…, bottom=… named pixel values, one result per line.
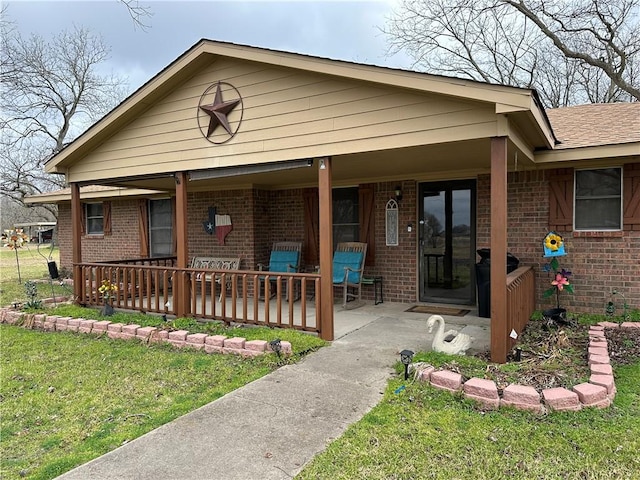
left=71, top=183, right=82, bottom=304
left=490, top=137, right=508, bottom=363
left=318, top=156, right=334, bottom=341
left=174, top=171, right=190, bottom=318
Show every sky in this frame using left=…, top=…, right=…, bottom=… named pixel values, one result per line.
left=5, top=0, right=413, bottom=95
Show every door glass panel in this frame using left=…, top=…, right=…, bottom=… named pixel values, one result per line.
left=419, top=181, right=475, bottom=304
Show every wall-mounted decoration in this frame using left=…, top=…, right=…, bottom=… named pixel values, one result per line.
left=386, top=199, right=399, bottom=246
left=543, top=231, right=566, bottom=257
left=202, top=207, right=233, bottom=245
left=197, top=81, right=243, bottom=144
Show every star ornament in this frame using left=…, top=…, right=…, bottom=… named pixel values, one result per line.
left=197, top=81, right=243, bottom=143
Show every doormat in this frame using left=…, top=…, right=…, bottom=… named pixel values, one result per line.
left=405, top=305, right=470, bottom=316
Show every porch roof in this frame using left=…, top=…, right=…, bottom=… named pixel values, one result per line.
left=43, top=38, right=555, bottom=187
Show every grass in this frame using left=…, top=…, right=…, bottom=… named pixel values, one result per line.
left=0, top=323, right=324, bottom=479
left=0, top=245, right=70, bottom=308
left=296, top=322, right=640, bottom=480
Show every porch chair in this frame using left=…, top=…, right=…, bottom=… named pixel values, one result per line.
left=333, top=242, right=368, bottom=308
left=258, top=241, right=302, bottom=300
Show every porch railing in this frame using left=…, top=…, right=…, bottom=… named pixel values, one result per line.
left=505, top=266, right=536, bottom=346
left=75, top=261, right=322, bottom=336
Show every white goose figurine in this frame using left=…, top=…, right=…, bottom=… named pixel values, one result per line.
left=427, top=314, right=473, bottom=355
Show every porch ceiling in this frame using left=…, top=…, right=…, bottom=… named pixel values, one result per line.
left=98, top=138, right=524, bottom=192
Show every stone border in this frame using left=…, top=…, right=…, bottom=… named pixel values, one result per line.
left=413, top=321, right=639, bottom=413
left=0, top=308, right=291, bottom=358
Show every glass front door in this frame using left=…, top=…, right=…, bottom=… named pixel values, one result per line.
left=419, top=180, right=476, bottom=304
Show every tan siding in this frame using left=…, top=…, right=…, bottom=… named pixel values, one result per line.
left=70, top=58, right=496, bottom=181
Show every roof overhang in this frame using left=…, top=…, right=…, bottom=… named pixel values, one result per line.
left=45, top=39, right=555, bottom=175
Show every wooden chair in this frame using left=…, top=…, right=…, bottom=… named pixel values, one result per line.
left=333, top=242, right=368, bottom=308
left=258, top=241, right=302, bottom=300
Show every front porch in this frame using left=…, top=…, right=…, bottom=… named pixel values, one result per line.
left=76, top=258, right=534, bottom=358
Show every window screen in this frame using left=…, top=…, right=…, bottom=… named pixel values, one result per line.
left=575, top=168, right=622, bottom=230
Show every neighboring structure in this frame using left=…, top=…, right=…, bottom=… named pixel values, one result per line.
left=27, top=40, right=640, bottom=360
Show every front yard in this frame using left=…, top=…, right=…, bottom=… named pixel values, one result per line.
left=0, top=323, right=325, bottom=479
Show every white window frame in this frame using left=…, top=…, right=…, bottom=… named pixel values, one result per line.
left=574, top=167, right=623, bottom=231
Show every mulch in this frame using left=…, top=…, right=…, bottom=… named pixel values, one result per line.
left=460, top=320, right=640, bottom=392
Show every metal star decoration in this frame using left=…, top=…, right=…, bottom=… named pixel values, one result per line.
left=199, top=82, right=241, bottom=137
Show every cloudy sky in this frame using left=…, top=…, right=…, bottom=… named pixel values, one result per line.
left=6, top=0, right=412, bottom=94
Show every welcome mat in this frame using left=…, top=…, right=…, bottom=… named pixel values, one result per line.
left=405, top=305, right=470, bottom=317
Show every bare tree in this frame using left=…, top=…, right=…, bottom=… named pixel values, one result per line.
left=0, top=22, right=127, bottom=219
left=120, top=0, right=153, bottom=30
left=383, top=0, right=640, bottom=106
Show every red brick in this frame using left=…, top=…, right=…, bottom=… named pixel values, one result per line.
left=107, top=323, right=123, bottom=339
left=224, top=337, right=246, bottom=349
left=93, top=320, right=111, bottom=332
left=573, top=383, right=608, bottom=406
left=588, top=346, right=608, bottom=357
left=54, top=316, right=68, bottom=331
left=502, top=384, right=540, bottom=404
left=599, top=321, right=620, bottom=328
left=415, top=365, right=435, bottom=383
left=621, top=322, right=640, bottom=328
left=205, top=335, right=227, bottom=347
left=463, top=378, right=500, bottom=410
left=186, top=333, right=207, bottom=349
left=121, top=324, right=141, bottom=340
left=136, top=326, right=157, bottom=340
left=588, top=354, right=610, bottom=365
left=245, top=340, right=267, bottom=352
left=542, top=387, right=582, bottom=411
left=589, top=374, right=616, bottom=395
left=67, top=318, right=80, bottom=332
left=430, top=370, right=463, bottom=392
left=463, top=378, right=499, bottom=399
left=168, top=329, right=189, bottom=347
left=590, top=363, right=613, bottom=375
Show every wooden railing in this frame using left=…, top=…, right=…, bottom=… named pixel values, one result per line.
left=75, top=262, right=322, bottom=336
left=98, top=256, right=177, bottom=267
left=505, top=266, right=536, bottom=346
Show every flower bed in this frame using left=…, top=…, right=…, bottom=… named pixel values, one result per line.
left=413, top=321, right=640, bottom=413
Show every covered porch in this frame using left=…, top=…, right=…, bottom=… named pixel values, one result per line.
left=45, top=41, right=548, bottom=362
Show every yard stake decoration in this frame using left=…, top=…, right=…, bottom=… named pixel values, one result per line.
left=3, top=228, right=30, bottom=283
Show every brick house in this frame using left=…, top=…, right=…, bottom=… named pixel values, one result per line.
left=28, top=40, right=640, bottom=361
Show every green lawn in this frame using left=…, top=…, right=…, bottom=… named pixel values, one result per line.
left=0, top=324, right=323, bottom=479
left=0, top=245, right=69, bottom=308
left=297, top=359, right=640, bottom=480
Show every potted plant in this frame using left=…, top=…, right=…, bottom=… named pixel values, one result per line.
left=98, top=279, right=118, bottom=316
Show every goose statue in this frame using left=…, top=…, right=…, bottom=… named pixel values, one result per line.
left=427, top=314, right=473, bottom=355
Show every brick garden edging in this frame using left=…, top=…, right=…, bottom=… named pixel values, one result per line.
left=413, top=321, right=640, bottom=413
left=0, top=308, right=291, bottom=358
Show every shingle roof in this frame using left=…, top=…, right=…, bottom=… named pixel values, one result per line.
left=546, top=103, right=640, bottom=149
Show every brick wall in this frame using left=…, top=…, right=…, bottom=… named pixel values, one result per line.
left=58, top=163, right=640, bottom=314
left=57, top=201, right=141, bottom=270
left=478, top=167, right=640, bottom=314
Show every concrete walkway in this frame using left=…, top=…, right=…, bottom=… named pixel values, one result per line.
left=57, top=303, right=490, bottom=480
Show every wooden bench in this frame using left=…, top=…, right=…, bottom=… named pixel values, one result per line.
left=190, top=257, right=241, bottom=302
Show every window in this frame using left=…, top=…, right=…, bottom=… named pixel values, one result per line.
left=149, top=199, right=173, bottom=256
left=332, top=187, right=359, bottom=246
left=85, top=203, right=104, bottom=235
left=575, top=168, right=622, bottom=231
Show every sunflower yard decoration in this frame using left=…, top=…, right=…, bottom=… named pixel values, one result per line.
left=542, top=232, right=573, bottom=325
left=543, top=231, right=566, bottom=257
